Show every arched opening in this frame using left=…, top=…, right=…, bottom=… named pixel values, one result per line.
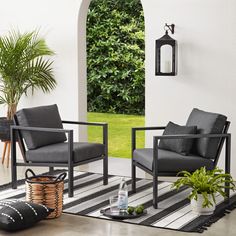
left=77, top=0, right=91, bottom=141
left=86, top=0, right=145, bottom=158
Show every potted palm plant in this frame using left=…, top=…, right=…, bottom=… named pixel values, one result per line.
left=172, top=167, right=236, bottom=215
left=0, top=29, right=56, bottom=141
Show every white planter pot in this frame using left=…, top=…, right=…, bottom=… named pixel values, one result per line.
left=191, top=194, right=216, bottom=215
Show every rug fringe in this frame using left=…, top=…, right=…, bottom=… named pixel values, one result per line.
left=193, top=199, right=236, bottom=233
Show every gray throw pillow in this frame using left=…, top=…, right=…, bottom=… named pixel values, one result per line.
left=186, top=108, right=227, bottom=159
left=16, top=104, right=67, bottom=150
left=159, top=121, right=197, bottom=155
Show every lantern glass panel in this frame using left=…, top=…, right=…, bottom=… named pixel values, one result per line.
left=160, top=45, right=172, bottom=73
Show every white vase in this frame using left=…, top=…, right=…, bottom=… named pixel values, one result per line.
left=191, top=194, right=216, bottom=215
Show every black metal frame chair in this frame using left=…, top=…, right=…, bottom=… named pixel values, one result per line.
left=11, top=117, right=108, bottom=198
left=131, top=121, right=231, bottom=209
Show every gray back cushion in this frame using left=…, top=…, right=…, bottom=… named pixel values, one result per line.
left=186, top=108, right=227, bottom=159
left=159, top=121, right=197, bottom=155
left=16, top=104, right=67, bottom=150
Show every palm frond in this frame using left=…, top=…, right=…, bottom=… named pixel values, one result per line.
left=0, top=29, right=56, bottom=116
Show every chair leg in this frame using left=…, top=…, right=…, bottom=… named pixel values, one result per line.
left=153, top=172, right=158, bottom=209
left=49, top=167, right=54, bottom=174
left=225, top=135, right=231, bottom=203
left=132, top=160, right=136, bottom=193
left=6, top=142, right=11, bottom=168
left=103, top=155, right=108, bottom=185
left=11, top=141, right=17, bottom=189
left=1, top=142, right=7, bottom=164
left=68, top=166, right=74, bottom=197
left=12, top=166, right=17, bottom=189
left=153, top=137, right=158, bottom=209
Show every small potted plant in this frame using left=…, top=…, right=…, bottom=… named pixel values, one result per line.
left=0, top=29, right=56, bottom=141
left=172, top=167, right=236, bottom=215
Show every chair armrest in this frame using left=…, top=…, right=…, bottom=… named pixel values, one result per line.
left=152, top=133, right=231, bottom=161
left=11, top=125, right=72, bottom=134
left=132, top=126, right=166, bottom=131
left=153, top=133, right=230, bottom=141
left=131, top=126, right=166, bottom=152
left=152, top=133, right=230, bottom=154
left=151, top=133, right=231, bottom=176
left=62, top=120, right=107, bottom=127
left=10, top=126, right=74, bottom=164
left=62, top=121, right=108, bottom=146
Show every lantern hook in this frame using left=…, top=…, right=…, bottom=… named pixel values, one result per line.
left=164, top=23, right=175, bottom=34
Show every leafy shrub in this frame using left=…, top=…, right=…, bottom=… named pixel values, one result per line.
left=87, top=0, right=145, bottom=115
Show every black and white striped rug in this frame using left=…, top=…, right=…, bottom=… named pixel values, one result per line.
left=1, top=171, right=236, bottom=233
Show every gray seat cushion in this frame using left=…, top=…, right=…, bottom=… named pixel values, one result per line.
left=16, top=104, right=67, bottom=150
left=133, top=148, right=214, bottom=172
left=186, top=108, right=227, bottom=159
left=159, top=121, right=197, bottom=155
left=26, top=142, right=105, bottom=163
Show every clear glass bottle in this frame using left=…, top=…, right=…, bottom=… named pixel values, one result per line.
left=117, top=178, right=128, bottom=212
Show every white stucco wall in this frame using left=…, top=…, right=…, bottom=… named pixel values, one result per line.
left=0, top=0, right=79, bottom=118
left=0, top=0, right=236, bottom=177
left=0, top=0, right=90, bottom=143
left=143, top=0, right=236, bottom=176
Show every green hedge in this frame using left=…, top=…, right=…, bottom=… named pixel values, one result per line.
left=87, top=0, right=145, bottom=115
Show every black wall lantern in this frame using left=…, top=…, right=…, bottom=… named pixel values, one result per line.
left=155, top=23, right=177, bottom=76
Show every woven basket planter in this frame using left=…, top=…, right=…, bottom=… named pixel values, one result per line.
left=25, top=169, right=67, bottom=219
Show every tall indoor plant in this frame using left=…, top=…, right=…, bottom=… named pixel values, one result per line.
left=0, top=30, right=56, bottom=140
left=172, top=167, right=236, bottom=215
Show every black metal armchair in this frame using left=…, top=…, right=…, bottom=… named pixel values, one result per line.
left=131, top=108, right=231, bottom=209
left=11, top=104, right=108, bottom=197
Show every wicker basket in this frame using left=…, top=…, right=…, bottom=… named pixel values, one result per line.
left=25, top=169, right=67, bottom=219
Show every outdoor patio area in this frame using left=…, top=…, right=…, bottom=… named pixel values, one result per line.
left=0, top=0, right=236, bottom=235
